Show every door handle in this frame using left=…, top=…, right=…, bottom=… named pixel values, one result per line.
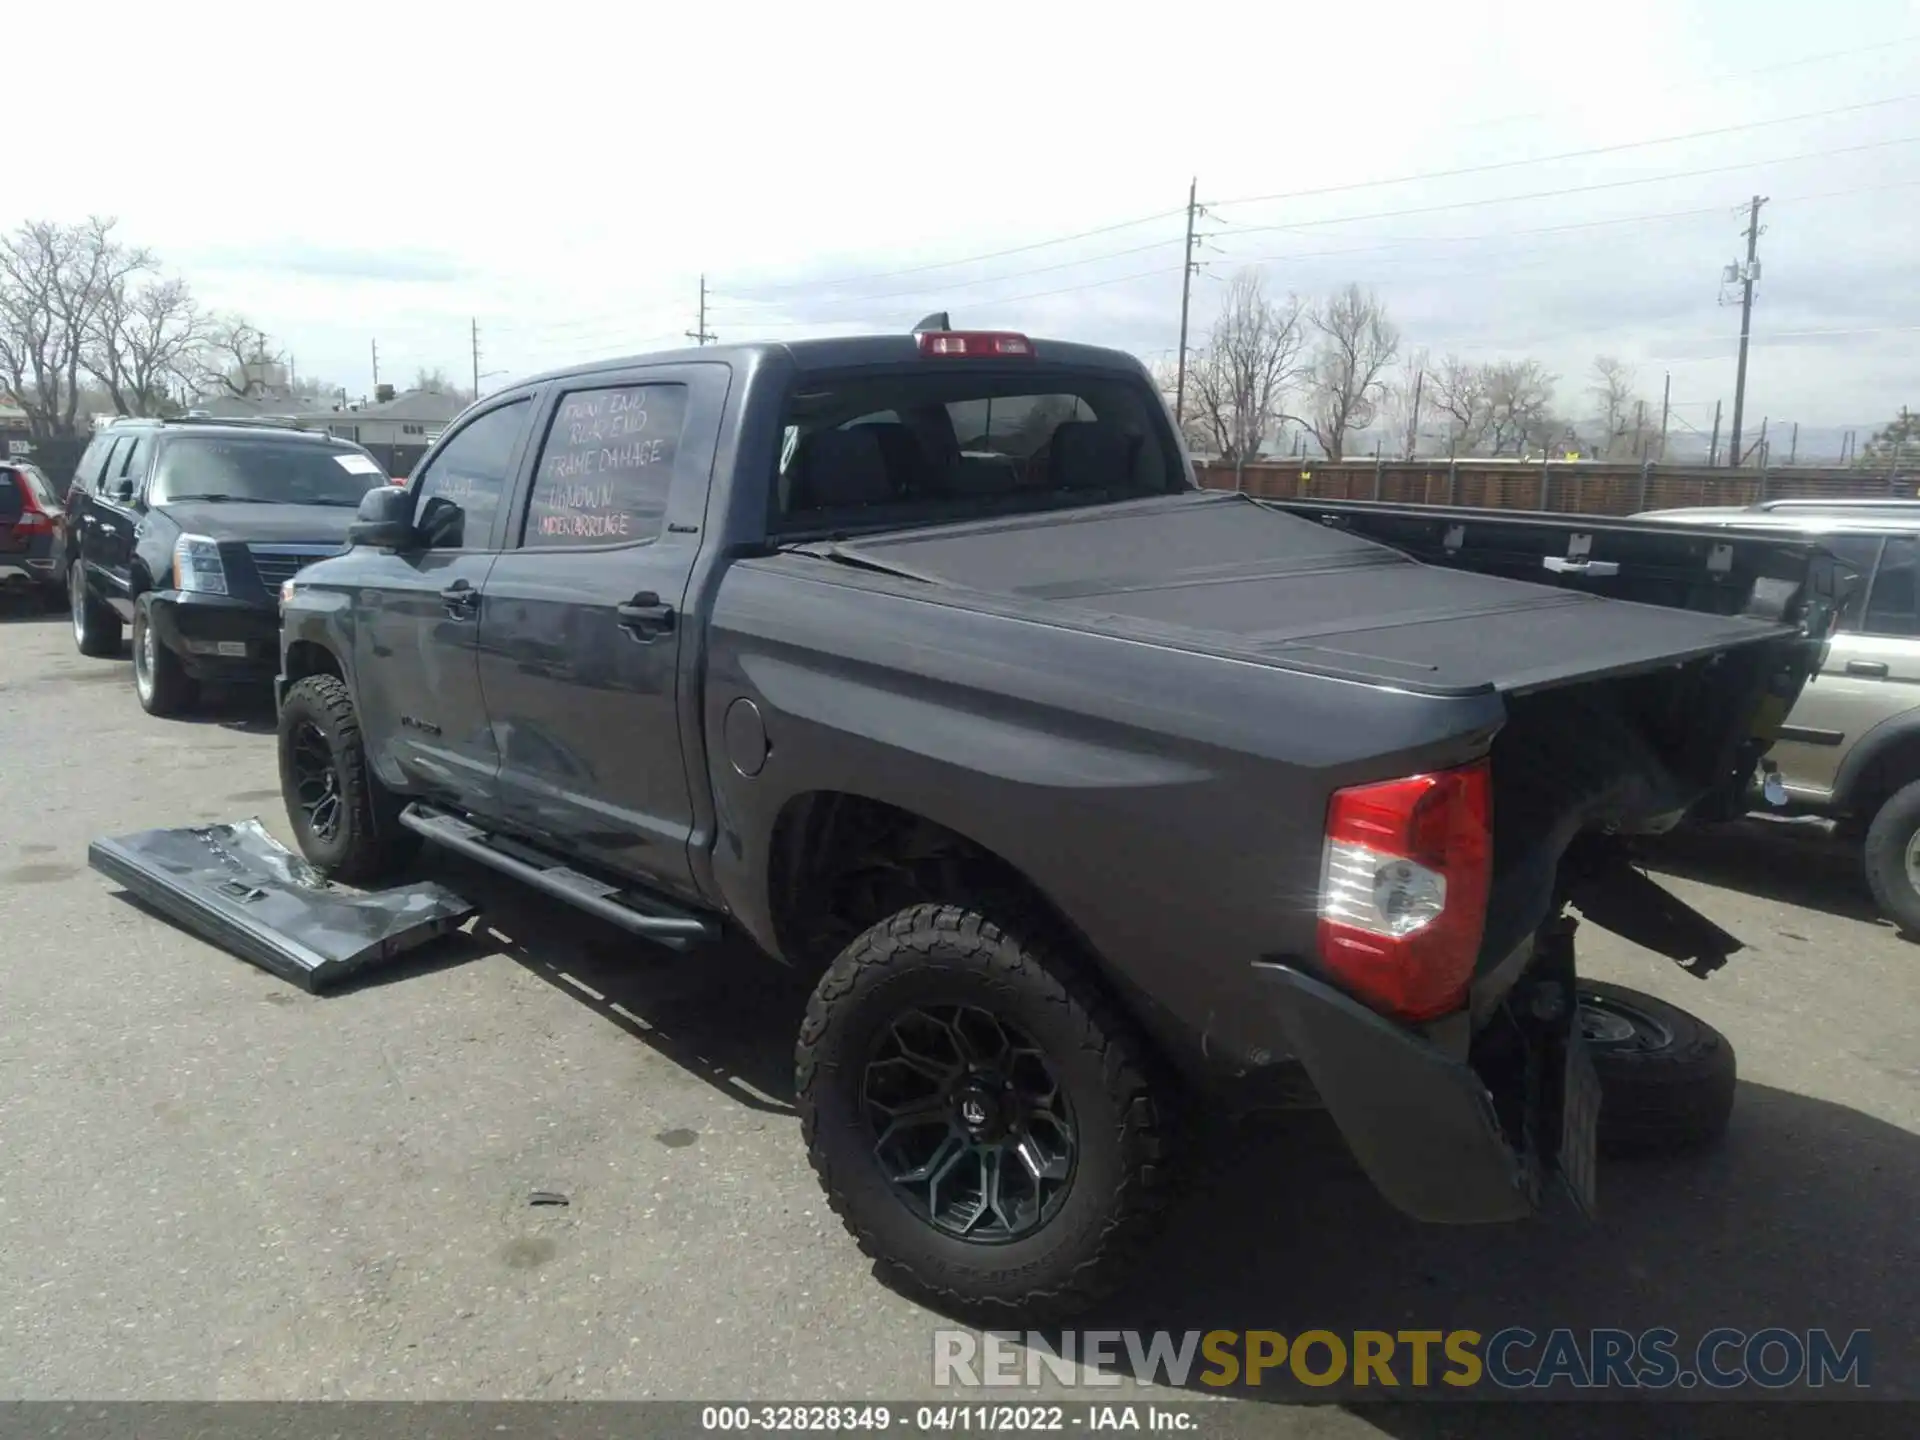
left=439, top=580, right=480, bottom=619
left=1846, top=659, right=1889, bottom=678
left=616, top=591, right=675, bottom=637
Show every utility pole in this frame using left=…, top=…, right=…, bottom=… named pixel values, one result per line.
left=1403, top=363, right=1424, bottom=460
left=470, top=318, right=481, bottom=399
left=1708, top=398, right=1723, bottom=466
left=685, top=275, right=716, bottom=346
left=1726, top=194, right=1767, bottom=468
left=1658, top=372, right=1671, bottom=460
left=1789, top=420, right=1799, bottom=466
left=371, top=338, right=380, bottom=389
left=1174, top=178, right=1202, bottom=427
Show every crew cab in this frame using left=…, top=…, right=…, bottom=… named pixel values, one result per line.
left=269, top=327, right=1838, bottom=1317
left=62, top=417, right=388, bottom=715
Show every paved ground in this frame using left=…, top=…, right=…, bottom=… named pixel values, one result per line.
left=2, top=597, right=1916, bottom=1431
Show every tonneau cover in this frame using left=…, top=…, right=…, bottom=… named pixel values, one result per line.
left=832, top=491, right=1802, bottom=697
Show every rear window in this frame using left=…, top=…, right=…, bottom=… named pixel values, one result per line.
left=773, top=369, right=1185, bottom=535
left=149, top=438, right=386, bottom=507
left=16, top=464, right=60, bottom=509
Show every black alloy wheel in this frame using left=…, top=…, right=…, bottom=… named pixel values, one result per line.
left=288, top=719, right=346, bottom=845
left=862, top=1003, right=1077, bottom=1243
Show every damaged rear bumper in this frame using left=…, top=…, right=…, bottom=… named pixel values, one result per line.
left=88, top=819, right=474, bottom=992
left=1258, top=955, right=1598, bottom=1225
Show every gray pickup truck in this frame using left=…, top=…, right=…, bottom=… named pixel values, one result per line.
left=268, top=326, right=1837, bottom=1317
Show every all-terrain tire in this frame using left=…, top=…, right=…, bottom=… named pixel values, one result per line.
left=796, top=902, right=1176, bottom=1321
left=69, top=562, right=122, bottom=657
left=1579, top=980, right=1736, bottom=1158
left=1862, top=778, right=1920, bottom=936
left=277, top=673, right=420, bottom=883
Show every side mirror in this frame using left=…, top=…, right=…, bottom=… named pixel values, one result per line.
left=111, top=478, right=134, bottom=501
left=347, top=484, right=417, bottom=549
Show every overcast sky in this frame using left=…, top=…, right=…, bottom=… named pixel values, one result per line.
left=14, top=0, right=1917, bottom=443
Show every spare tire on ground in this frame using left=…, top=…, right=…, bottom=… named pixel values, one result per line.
left=1576, top=980, right=1736, bottom=1158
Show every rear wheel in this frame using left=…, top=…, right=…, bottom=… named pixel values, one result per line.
left=69, top=562, right=122, bottom=657
left=1861, top=779, right=1920, bottom=936
left=1578, top=980, right=1736, bottom=1157
left=277, top=673, right=419, bottom=883
left=796, top=901, right=1176, bottom=1320
left=131, top=595, right=199, bottom=716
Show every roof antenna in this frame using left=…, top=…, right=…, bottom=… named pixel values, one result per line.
left=912, top=311, right=951, bottom=333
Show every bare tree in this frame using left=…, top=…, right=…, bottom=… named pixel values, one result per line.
left=0, top=217, right=146, bottom=436
left=411, top=364, right=474, bottom=403
left=1185, top=270, right=1307, bottom=472
left=197, top=317, right=286, bottom=399
left=1586, top=356, right=1643, bottom=459
left=1483, top=359, right=1562, bottom=456
left=85, top=274, right=207, bottom=415
left=1430, top=354, right=1491, bottom=455
left=1303, top=284, right=1399, bottom=462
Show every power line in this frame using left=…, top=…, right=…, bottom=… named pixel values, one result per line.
left=1207, top=92, right=1919, bottom=215
left=705, top=234, right=1185, bottom=314
left=698, top=40, right=1919, bottom=308
left=692, top=170, right=1917, bottom=334
left=717, top=206, right=1187, bottom=298
left=1213, top=135, right=1920, bottom=238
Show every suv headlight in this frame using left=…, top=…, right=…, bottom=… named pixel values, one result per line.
left=172, top=534, right=229, bottom=595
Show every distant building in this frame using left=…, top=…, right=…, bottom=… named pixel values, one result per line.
left=311, top=385, right=467, bottom=451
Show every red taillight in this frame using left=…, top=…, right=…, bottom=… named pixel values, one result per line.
left=915, top=330, right=1035, bottom=358
left=11, top=483, right=54, bottom=535
left=390, top=474, right=408, bottom=486
left=1317, top=759, right=1493, bottom=1023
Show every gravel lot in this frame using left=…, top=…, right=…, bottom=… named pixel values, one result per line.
left=2, top=597, right=1915, bottom=1430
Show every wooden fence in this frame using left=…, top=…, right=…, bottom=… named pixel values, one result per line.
left=1195, top=458, right=1919, bottom=516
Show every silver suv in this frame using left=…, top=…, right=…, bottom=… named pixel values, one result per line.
left=1641, top=499, right=1920, bottom=931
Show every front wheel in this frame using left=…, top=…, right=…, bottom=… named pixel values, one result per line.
left=1861, top=779, right=1920, bottom=936
left=1578, top=981, right=1736, bottom=1157
left=796, top=902, right=1176, bottom=1320
left=132, top=595, right=199, bottom=716
left=277, top=673, right=419, bottom=883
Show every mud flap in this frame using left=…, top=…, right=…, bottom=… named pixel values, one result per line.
left=1518, top=919, right=1600, bottom=1218
left=88, top=819, right=475, bottom=993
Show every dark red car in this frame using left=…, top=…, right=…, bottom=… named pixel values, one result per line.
left=0, top=459, right=65, bottom=603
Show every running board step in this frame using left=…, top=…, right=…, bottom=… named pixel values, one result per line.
left=398, top=804, right=717, bottom=948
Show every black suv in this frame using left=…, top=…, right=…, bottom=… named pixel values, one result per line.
left=63, top=418, right=390, bottom=715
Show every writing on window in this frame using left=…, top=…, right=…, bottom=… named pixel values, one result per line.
left=526, top=384, right=686, bottom=546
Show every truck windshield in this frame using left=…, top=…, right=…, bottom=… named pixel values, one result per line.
left=150, top=438, right=386, bottom=507
left=773, top=369, right=1187, bottom=535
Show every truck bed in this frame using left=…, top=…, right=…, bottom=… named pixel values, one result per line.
left=824, top=490, right=1825, bottom=699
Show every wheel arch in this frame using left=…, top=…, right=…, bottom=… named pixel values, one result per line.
left=1833, top=714, right=1920, bottom=818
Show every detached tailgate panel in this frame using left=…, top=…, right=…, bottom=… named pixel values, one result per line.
left=89, top=819, right=474, bottom=992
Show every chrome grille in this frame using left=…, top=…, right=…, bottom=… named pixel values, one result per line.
left=247, top=545, right=342, bottom=591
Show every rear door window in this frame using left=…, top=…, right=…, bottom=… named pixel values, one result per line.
left=1864, top=537, right=1919, bottom=636
left=97, top=437, right=132, bottom=499
left=18, top=464, right=60, bottom=510
left=70, top=434, right=116, bottom=494
left=521, top=383, right=687, bottom=547
left=1821, top=534, right=1884, bottom=631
